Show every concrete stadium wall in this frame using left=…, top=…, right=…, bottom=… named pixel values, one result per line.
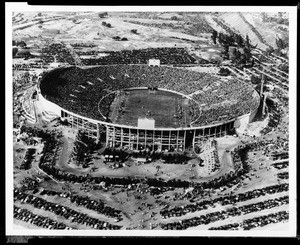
left=249, top=108, right=258, bottom=122
left=39, top=94, right=62, bottom=116
left=158, top=88, right=192, bottom=99
left=234, top=108, right=258, bottom=128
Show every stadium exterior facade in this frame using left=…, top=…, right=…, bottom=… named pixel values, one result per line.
left=38, top=90, right=259, bottom=152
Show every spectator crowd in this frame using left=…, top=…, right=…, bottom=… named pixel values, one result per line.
left=13, top=62, right=47, bottom=71
left=40, top=63, right=258, bottom=126
left=81, top=48, right=197, bottom=66
left=71, top=43, right=96, bottom=48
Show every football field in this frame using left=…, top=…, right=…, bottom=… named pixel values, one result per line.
left=111, top=89, right=191, bottom=128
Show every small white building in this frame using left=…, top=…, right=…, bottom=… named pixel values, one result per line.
left=49, top=62, right=69, bottom=68
left=148, top=59, right=160, bottom=67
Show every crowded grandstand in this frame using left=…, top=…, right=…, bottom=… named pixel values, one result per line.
left=39, top=62, right=260, bottom=127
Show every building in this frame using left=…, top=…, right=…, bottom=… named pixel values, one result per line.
left=148, top=59, right=160, bottom=67
left=38, top=65, right=260, bottom=152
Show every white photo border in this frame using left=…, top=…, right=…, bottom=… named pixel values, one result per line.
left=5, top=3, right=297, bottom=237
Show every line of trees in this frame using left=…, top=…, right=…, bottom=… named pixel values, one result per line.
left=112, top=36, right=128, bottom=41
left=211, top=30, right=255, bottom=67
left=266, top=35, right=289, bottom=58
left=102, top=21, right=112, bottom=28
left=70, top=130, right=99, bottom=168
left=130, top=29, right=138, bottom=34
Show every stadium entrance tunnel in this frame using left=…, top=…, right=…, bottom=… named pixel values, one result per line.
left=185, top=130, right=194, bottom=150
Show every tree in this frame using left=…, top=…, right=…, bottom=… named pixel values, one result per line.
left=223, top=44, right=229, bottom=59
left=250, top=75, right=260, bottom=84
left=218, top=67, right=231, bottom=76
left=17, top=40, right=27, bottom=47
left=243, top=47, right=252, bottom=61
left=218, top=32, right=225, bottom=45
left=13, top=47, right=18, bottom=57
left=131, top=29, right=138, bottom=34
left=98, top=12, right=108, bottom=18
left=277, top=18, right=285, bottom=24
left=266, top=46, right=274, bottom=55
left=113, top=36, right=120, bottom=41
left=106, top=23, right=112, bottom=28
left=211, top=30, right=218, bottom=45
left=235, top=34, right=244, bottom=47
left=245, top=35, right=251, bottom=48
left=279, top=63, right=289, bottom=73
left=227, top=35, right=235, bottom=46
left=261, top=13, right=268, bottom=22
left=276, top=37, right=288, bottom=50
left=238, top=54, right=247, bottom=66
left=23, top=72, right=31, bottom=83
left=232, top=49, right=241, bottom=64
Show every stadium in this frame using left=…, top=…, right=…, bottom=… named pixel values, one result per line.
left=37, top=62, right=260, bottom=152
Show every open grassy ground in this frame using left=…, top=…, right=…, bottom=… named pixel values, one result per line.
left=112, top=89, right=190, bottom=128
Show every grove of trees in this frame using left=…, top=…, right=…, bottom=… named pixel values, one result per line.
left=212, top=30, right=255, bottom=67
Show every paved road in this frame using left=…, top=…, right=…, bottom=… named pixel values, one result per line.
left=33, top=101, right=46, bottom=127
left=56, top=135, right=81, bottom=175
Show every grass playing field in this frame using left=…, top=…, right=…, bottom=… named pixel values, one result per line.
left=110, top=89, right=191, bottom=128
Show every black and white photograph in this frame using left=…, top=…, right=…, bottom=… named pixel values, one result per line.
left=5, top=3, right=297, bottom=237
